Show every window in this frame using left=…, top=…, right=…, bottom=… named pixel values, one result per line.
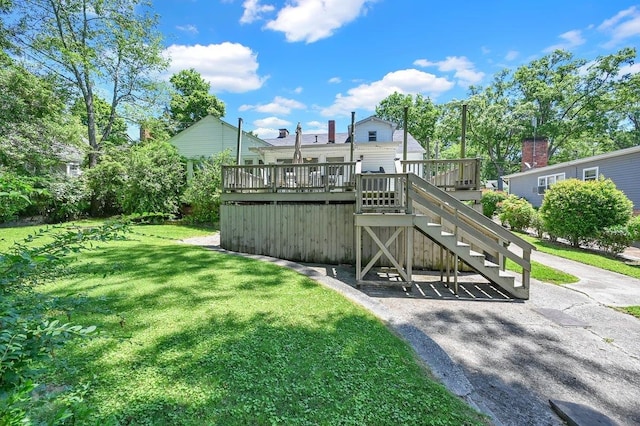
left=66, top=162, right=81, bottom=177
left=244, top=159, right=254, bottom=165
left=368, top=131, right=377, bottom=141
left=537, top=173, right=565, bottom=194
left=583, top=167, right=598, bottom=181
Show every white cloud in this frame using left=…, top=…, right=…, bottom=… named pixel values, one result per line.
left=320, top=69, right=453, bottom=117
left=265, top=0, right=375, bottom=43
left=414, top=56, right=484, bottom=87
left=328, top=77, right=342, bottom=84
left=620, top=62, right=640, bottom=76
left=543, top=30, right=586, bottom=52
left=253, top=116, right=292, bottom=127
left=505, top=50, right=519, bottom=61
left=176, top=24, right=198, bottom=35
left=240, top=96, right=306, bottom=114
left=163, top=43, right=268, bottom=93
left=240, top=0, right=275, bottom=24
left=294, top=86, right=303, bottom=94
left=306, top=120, right=325, bottom=128
left=598, top=6, right=640, bottom=48
left=252, top=127, right=280, bottom=138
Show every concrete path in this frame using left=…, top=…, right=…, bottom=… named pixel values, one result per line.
left=183, top=234, right=640, bottom=426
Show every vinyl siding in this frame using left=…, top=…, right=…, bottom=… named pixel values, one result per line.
left=507, top=150, right=640, bottom=209
left=169, top=115, right=266, bottom=163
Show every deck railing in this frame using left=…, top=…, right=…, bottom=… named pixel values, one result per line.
left=400, top=158, right=482, bottom=190
left=222, top=162, right=357, bottom=193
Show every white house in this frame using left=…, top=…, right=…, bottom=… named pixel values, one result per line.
left=253, top=116, right=425, bottom=172
left=168, top=115, right=271, bottom=177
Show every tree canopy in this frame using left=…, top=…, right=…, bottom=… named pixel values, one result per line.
left=169, top=69, right=226, bottom=134
left=375, top=92, right=439, bottom=155
left=8, top=0, right=167, bottom=167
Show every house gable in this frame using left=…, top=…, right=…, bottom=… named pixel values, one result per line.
left=504, top=145, right=640, bottom=209
left=169, top=115, right=270, bottom=163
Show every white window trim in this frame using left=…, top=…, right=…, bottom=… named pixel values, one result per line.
left=537, top=172, right=565, bottom=194
left=583, top=166, right=599, bottom=181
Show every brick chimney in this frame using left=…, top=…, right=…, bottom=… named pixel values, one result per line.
left=278, top=128, right=289, bottom=138
left=140, top=125, right=151, bottom=142
left=328, top=120, right=335, bottom=143
left=521, top=138, right=549, bottom=171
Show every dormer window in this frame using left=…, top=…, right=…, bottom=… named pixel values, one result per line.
left=368, top=131, right=377, bottom=141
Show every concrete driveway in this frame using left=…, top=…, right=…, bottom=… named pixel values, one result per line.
left=185, top=235, right=640, bottom=425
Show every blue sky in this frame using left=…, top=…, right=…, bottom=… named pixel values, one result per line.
left=153, top=0, right=640, bottom=139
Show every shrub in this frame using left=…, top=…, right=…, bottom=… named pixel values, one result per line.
left=498, top=195, right=535, bottom=232
left=480, top=190, right=508, bottom=218
left=120, top=141, right=185, bottom=215
left=84, top=147, right=127, bottom=216
left=0, top=172, right=37, bottom=222
left=42, top=175, right=91, bottom=223
left=530, top=210, right=545, bottom=238
left=597, top=225, right=633, bottom=255
left=540, top=177, right=633, bottom=247
left=182, top=150, right=232, bottom=224
left=628, top=215, right=640, bottom=242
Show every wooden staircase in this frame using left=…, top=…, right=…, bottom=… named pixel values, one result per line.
left=355, top=173, right=535, bottom=299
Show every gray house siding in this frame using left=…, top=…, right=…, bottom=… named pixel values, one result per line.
left=504, top=146, right=640, bottom=210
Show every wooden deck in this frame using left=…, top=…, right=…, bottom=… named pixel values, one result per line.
left=220, top=159, right=533, bottom=299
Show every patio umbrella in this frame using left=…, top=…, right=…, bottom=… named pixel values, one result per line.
left=292, top=122, right=303, bottom=164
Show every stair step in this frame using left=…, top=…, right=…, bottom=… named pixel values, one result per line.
left=457, top=242, right=470, bottom=248
left=469, top=250, right=484, bottom=258
left=484, top=260, right=499, bottom=268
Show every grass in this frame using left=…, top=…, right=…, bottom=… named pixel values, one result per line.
left=4, top=223, right=486, bottom=425
left=620, top=306, right=640, bottom=319
left=515, top=232, right=640, bottom=280
left=505, top=259, right=579, bottom=285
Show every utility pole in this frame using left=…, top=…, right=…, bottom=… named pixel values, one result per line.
left=236, top=117, right=243, bottom=165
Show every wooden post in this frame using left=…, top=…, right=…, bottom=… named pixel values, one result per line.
left=403, top=106, right=408, bottom=162
left=350, top=111, right=355, bottom=162
left=236, top=118, right=243, bottom=165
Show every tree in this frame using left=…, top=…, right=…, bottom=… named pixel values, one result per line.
left=464, top=70, right=531, bottom=189
left=512, top=48, right=636, bottom=161
left=9, top=0, right=167, bottom=169
left=169, top=69, right=226, bottom=133
left=70, top=95, right=129, bottom=145
left=0, top=59, right=85, bottom=175
left=375, top=92, right=439, bottom=155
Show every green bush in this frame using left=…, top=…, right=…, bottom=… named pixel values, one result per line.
left=43, top=175, right=91, bottom=223
left=628, top=215, right=640, bottom=242
left=540, top=177, right=633, bottom=247
left=530, top=210, right=545, bottom=238
left=182, top=150, right=232, bottom=224
left=498, top=195, right=535, bottom=232
left=120, top=141, right=185, bottom=215
left=480, top=190, right=508, bottom=218
left=0, top=172, right=37, bottom=222
left=84, top=147, right=127, bottom=216
left=597, top=225, right=633, bottom=255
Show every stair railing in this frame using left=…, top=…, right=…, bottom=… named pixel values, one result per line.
left=407, top=173, right=534, bottom=290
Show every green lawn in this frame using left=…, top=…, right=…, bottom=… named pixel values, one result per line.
left=515, top=232, right=640, bottom=280
left=5, top=223, right=486, bottom=425
left=506, top=259, right=579, bottom=285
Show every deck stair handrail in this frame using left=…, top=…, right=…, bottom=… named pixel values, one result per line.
left=401, top=158, right=482, bottom=190
left=222, top=162, right=356, bottom=193
left=355, top=172, right=534, bottom=298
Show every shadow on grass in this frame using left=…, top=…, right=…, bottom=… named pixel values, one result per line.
left=51, top=306, right=486, bottom=424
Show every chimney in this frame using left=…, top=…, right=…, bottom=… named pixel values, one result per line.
left=278, top=128, right=289, bottom=138
left=521, top=137, right=549, bottom=171
left=328, top=120, right=335, bottom=143
left=139, top=125, right=151, bottom=142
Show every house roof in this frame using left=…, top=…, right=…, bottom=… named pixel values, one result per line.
left=169, top=115, right=271, bottom=147
left=262, top=129, right=425, bottom=154
left=503, top=145, right=640, bottom=180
